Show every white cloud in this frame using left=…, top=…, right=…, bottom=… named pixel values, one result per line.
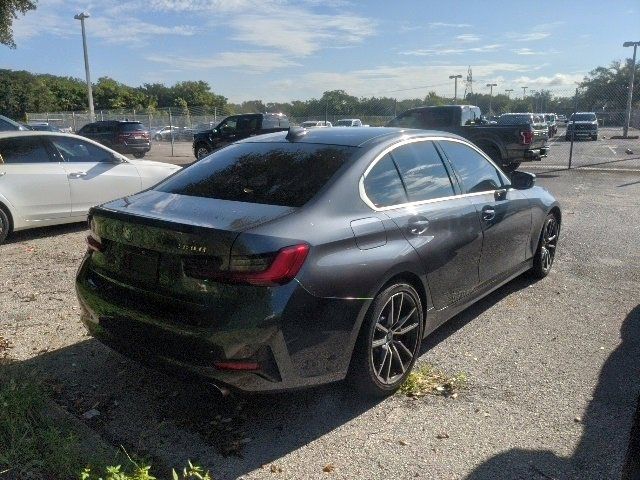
left=510, top=73, right=584, bottom=87
left=147, top=52, right=300, bottom=73
left=428, top=22, right=472, bottom=28
left=229, top=9, right=375, bottom=56
left=401, top=44, right=503, bottom=56
left=512, top=48, right=558, bottom=56
left=262, top=62, right=536, bottom=102
left=507, top=31, right=551, bottom=42
left=456, top=34, right=480, bottom=43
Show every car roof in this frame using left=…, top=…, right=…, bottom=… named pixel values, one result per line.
left=238, top=127, right=465, bottom=147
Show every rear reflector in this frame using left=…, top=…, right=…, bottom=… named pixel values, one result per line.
left=214, top=361, right=260, bottom=371
left=86, top=235, right=104, bottom=253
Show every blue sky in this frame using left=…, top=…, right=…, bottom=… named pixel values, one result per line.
left=1, top=0, right=639, bottom=102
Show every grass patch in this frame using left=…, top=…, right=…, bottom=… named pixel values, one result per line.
left=398, top=364, right=468, bottom=398
left=0, top=377, right=212, bottom=479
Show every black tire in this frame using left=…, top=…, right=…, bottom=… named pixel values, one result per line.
left=154, top=134, right=162, bottom=141
left=195, top=144, right=211, bottom=160
left=530, top=213, right=560, bottom=279
left=0, top=206, right=11, bottom=245
left=133, top=152, right=146, bottom=159
left=592, top=135, right=598, bottom=141
left=348, top=282, right=424, bottom=397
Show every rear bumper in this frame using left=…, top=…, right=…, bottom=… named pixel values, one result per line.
left=522, top=147, right=549, bottom=162
left=75, top=256, right=366, bottom=393
left=114, top=142, right=151, bottom=154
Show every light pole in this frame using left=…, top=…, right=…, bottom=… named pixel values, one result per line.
left=521, top=86, right=528, bottom=99
left=505, top=88, right=514, bottom=99
left=74, top=12, right=95, bottom=123
left=622, top=40, right=639, bottom=138
left=486, top=83, right=497, bottom=115
left=449, top=74, right=462, bottom=103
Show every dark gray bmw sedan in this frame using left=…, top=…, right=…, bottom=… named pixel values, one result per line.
left=76, top=127, right=560, bottom=397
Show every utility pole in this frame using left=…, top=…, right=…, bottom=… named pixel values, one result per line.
left=74, top=12, right=95, bottom=123
left=449, top=74, right=462, bottom=103
left=486, top=83, right=497, bottom=115
left=521, top=86, right=528, bottom=99
left=622, top=41, right=639, bottom=138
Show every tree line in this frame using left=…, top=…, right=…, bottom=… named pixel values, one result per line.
left=0, top=58, right=637, bottom=121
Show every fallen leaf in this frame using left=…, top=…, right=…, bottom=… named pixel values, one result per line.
left=436, top=433, right=449, bottom=439
left=323, top=463, right=335, bottom=473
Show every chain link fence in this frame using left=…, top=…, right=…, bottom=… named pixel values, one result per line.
left=26, top=84, right=639, bottom=170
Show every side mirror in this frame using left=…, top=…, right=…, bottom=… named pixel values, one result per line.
left=510, top=170, right=536, bottom=189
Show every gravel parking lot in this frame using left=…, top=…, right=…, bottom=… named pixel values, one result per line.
left=1, top=169, right=639, bottom=479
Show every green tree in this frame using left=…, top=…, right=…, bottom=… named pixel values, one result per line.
left=0, top=0, right=36, bottom=48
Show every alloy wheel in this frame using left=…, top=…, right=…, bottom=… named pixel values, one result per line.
left=540, top=216, right=559, bottom=272
left=370, top=291, right=421, bottom=385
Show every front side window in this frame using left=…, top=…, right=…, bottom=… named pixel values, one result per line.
left=156, top=142, right=354, bottom=207
left=0, top=136, right=51, bottom=164
left=363, top=154, right=408, bottom=208
left=389, top=141, right=454, bottom=202
left=50, top=137, right=114, bottom=163
left=218, top=117, right=237, bottom=134
left=439, top=141, right=502, bottom=194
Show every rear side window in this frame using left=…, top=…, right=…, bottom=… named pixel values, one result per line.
left=119, top=123, right=145, bottom=132
left=363, top=154, right=408, bottom=208
left=156, top=142, right=354, bottom=207
left=390, top=141, right=454, bottom=202
left=439, top=141, right=502, bottom=194
left=0, top=137, right=51, bottom=164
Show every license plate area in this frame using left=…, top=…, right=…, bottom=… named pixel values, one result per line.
left=120, top=246, right=159, bottom=283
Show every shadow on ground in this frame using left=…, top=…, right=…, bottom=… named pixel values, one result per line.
left=4, top=222, right=86, bottom=244
left=465, top=304, right=640, bottom=480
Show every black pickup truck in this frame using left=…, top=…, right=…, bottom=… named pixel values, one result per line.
left=388, top=105, right=549, bottom=172
left=192, top=112, right=290, bottom=160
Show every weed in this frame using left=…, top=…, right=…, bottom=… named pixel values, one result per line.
left=398, top=364, right=468, bottom=398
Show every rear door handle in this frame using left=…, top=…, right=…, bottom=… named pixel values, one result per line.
left=69, top=172, right=87, bottom=178
left=482, top=208, right=496, bottom=221
left=408, top=217, right=430, bottom=235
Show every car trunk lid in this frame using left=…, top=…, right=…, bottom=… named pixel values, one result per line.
left=88, top=190, right=295, bottom=296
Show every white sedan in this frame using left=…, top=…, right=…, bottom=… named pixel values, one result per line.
left=0, top=132, right=181, bottom=244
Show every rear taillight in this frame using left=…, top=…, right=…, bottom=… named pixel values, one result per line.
left=520, top=130, right=534, bottom=145
left=116, top=133, right=127, bottom=144
left=86, top=234, right=104, bottom=253
left=214, top=361, right=260, bottom=371
left=184, top=244, right=309, bottom=286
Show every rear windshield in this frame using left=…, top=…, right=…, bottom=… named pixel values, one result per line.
left=156, top=142, right=355, bottom=207
left=571, top=113, right=597, bottom=121
left=497, top=114, right=531, bottom=125
left=119, top=123, right=145, bottom=132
